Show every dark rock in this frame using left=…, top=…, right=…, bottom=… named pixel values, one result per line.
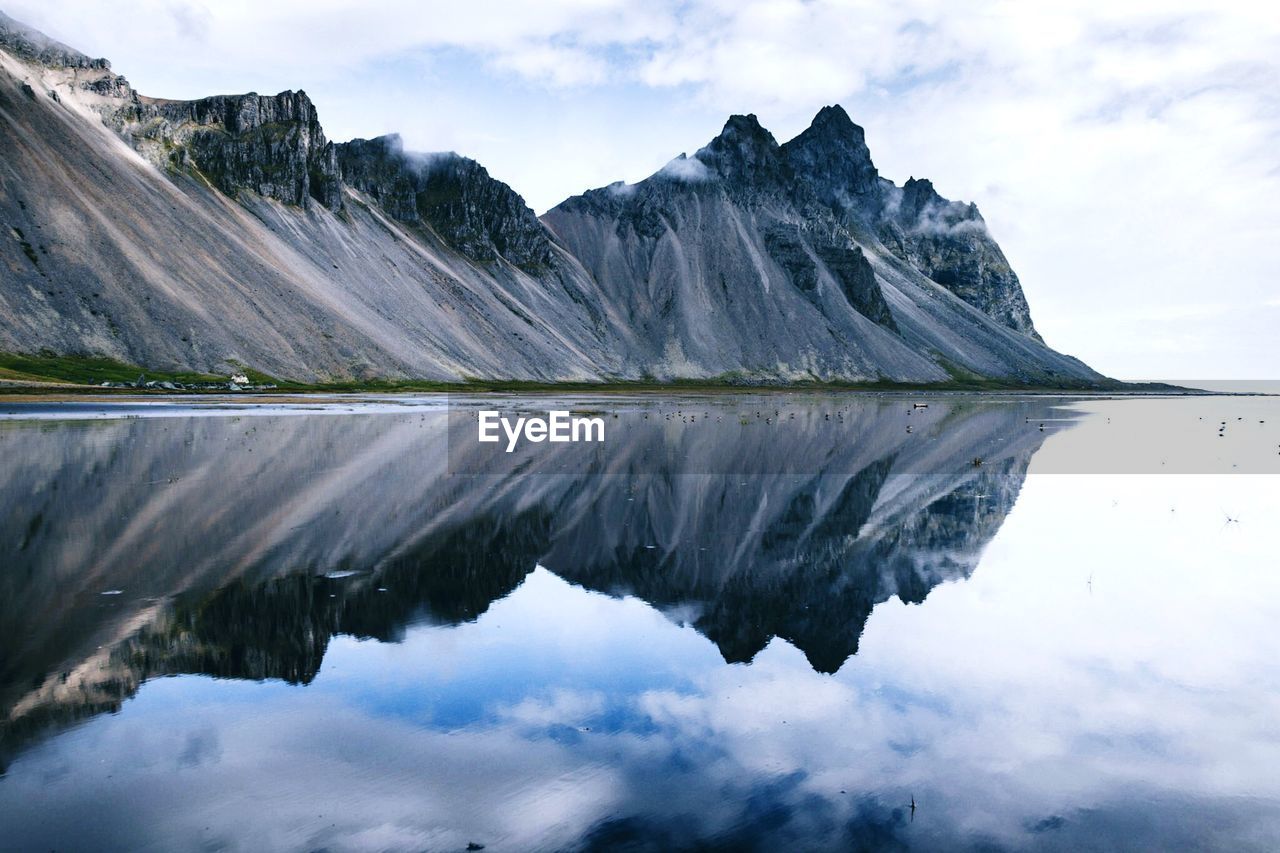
left=762, top=224, right=819, bottom=293
left=108, top=90, right=343, bottom=211
left=334, top=135, right=421, bottom=221
left=782, top=104, right=881, bottom=220
left=694, top=114, right=793, bottom=191
left=0, top=11, right=110, bottom=70
left=879, top=177, right=1040, bottom=339
left=781, top=107, right=1041, bottom=339
left=337, top=135, right=555, bottom=270
left=762, top=222, right=894, bottom=330
left=813, top=241, right=898, bottom=331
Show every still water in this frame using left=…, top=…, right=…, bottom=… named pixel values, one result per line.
left=1, top=393, right=1278, bottom=851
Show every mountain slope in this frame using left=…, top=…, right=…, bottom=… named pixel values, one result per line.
left=1, top=13, right=1102, bottom=385
left=0, top=13, right=623, bottom=381
left=543, top=108, right=1099, bottom=384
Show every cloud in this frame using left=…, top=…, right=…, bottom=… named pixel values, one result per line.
left=655, top=153, right=711, bottom=182
left=908, top=202, right=991, bottom=239
left=166, top=2, right=210, bottom=42
left=488, top=39, right=612, bottom=87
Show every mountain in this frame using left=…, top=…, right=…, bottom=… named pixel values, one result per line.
left=544, top=107, right=1087, bottom=383
left=0, top=12, right=621, bottom=382
left=1, top=13, right=1102, bottom=385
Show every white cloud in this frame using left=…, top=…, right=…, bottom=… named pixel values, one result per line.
left=655, top=153, right=711, bottom=182
left=487, top=40, right=612, bottom=87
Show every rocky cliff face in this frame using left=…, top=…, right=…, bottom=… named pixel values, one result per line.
left=0, top=16, right=621, bottom=381
left=878, top=177, right=1040, bottom=339
left=0, top=13, right=341, bottom=210
left=0, top=10, right=106, bottom=69
left=0, top=13, right=1097, bottom=384
left=544, top=107, right=1091, bottom=383
left=336, top=134, right=555, bottom=270
left=782, top=104, right=881, bottom=218
left=110, top=90, right=344, bottom=210
left=781, top=106, right=1040, bottom=339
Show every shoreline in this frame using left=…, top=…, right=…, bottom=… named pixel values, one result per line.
left=0, top=385, right=1243, bottom=407
left=0, top=353, right=1232, bottom=398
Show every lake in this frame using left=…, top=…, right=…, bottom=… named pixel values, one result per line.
left=1, top=393, right=1278, bottom=851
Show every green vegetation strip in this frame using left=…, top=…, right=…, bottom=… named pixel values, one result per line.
left=0, top=352, right=226, bottom=386
left=0, top=352, right=1178, bottom=396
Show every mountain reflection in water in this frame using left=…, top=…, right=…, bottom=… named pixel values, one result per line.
left=3, top=395, right=1279, bottom=852
left=2, top=398, right=1040, bottom=755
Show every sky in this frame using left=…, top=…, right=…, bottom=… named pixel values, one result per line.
left=6, top=1, right=1279, bottom=380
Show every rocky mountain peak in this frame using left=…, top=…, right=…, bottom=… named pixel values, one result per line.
left=888, top=176, right=987, bottom=238
left=337, top=138, right=556, bottom=271
left=782, top=104, right=880, bottom=217
left=806, top=104, right=861, bottom=138
left=897, top=176, right=940, bottom=221
left=718, top=113, right=774, bottom=141
left=694, top=113, right=789, bottom=186
left=190, top=89, right=320, bottom=135
left=0, top=10, right=109, bottom=69
left=880, top=176, right=1041, bottom=340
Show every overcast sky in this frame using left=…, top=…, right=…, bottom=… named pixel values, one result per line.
left=8, top=1, right=1278, bottom=379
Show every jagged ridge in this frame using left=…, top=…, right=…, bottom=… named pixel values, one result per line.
left=336, top=134, right=555, bottom=270
left=0, top=13, right=1100, bottom=385
left=544, top=108, right=1095, bottom=383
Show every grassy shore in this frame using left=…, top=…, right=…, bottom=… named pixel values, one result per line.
left=0, top=351, right=1187, bottom=396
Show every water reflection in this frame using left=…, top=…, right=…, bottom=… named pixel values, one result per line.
left=2, top=396, right=1278, bottom=851
left=1, top=399, right=1042, bottom=757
